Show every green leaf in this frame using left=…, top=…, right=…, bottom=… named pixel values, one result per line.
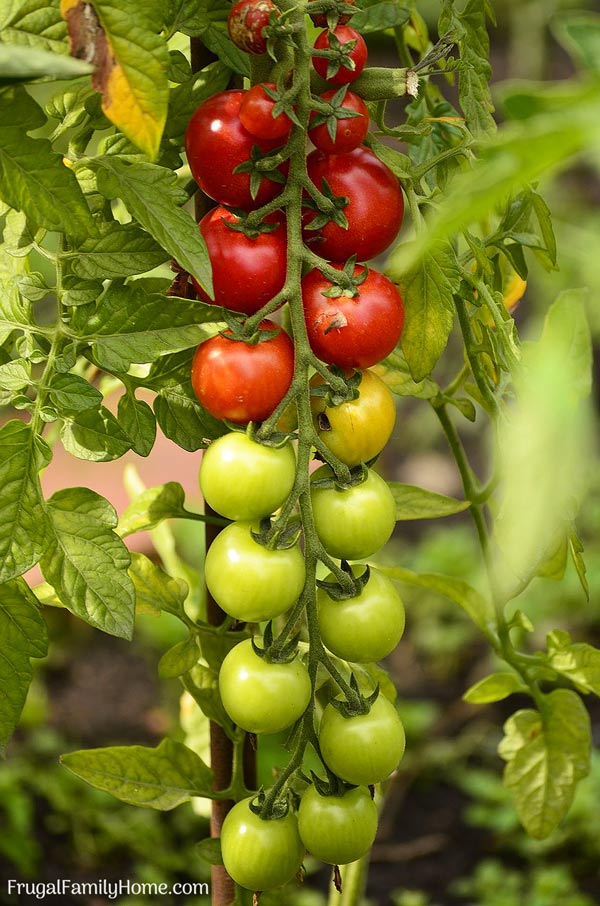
left=182, top=662, right=233, bottom=730
left=377, top=351, right=440, bottom=400
left=0, top=358, right=31, bottom=391
left=197, top=837, right=223, bottom=866
left=498, top=690, right=591, bottom=839
left=0, top=0, right=67, bottom=54
left=64, top=0, right=170, bottom=160
left=164, top=61, right=231, bottom=143
left=0, top=420, right=51, bottom=583
left=48, top=373, right=103, bottom=412
left=494, top=290, right=594, bottom=599
left=76, top=282, right=218, bottom=371
left=158, top=634, right=199, bottom=679
left=40, top=487, right=135, bottom=639
left=349, top=2, right=410, bottom=33
left=199, top=27, right=250, bottom=78
left=376, top=565, right=493, bottom=635
left=0, top=86, right=95, bottom=238
left=388, top=240, right=460, bottom=381
left=60, top=406, right=133, bottom=462
left=60, top=737, right=214, bottom=808
left=61, top=222, right=169, bottom=280
left=569, top=529, right=589, bottom=601
left=118, top=481, right=191, bottom=537
left=0, top=579, right=48, bottom=754
left=536, top=537, right=568, bottom=581
left=0, top=42, right=92, bottom=84
left=547, top=630, right=600, bottom=696
left=389, top=483, right=469, bottom=520
left=94, top=158, right=213, bottom=295
left=463, top=671, right=526, bottom=704
left=117, top=393, right=156, bottom=457
left=552, top=11, right=600, bottom=73
left=128, top=551, right=188, bottom=620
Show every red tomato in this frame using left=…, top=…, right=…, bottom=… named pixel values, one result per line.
left=312, top=26, right=367, bottom=85
left=191, top=320, right=294, bottom=424
left=191, top=207, right=287, bottom=315
left=227, top=0, right=276, bottom=54
left=239, top=83, right=293, bottom=140
left=185, top=90, right=283, bottom=211
left=309, top=89, right=369, bottom=154
left=304, top=147, right=404, bottom=261
left=302, top=264, right=404, bottom=369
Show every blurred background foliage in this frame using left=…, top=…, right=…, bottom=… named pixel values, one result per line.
left=2, top=0, right=600, bottom=903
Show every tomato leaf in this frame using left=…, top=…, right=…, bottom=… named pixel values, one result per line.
left=60, top=406, right=133, bottom=462
left=0, top=87, right=95, bottom=239
left=117, top=393, right=156, bottom=457
left=498, top=690, right=591, bottom=839
left=60, top=738, right=215, bottom=808
left=40, top=487, right=135, bottom=639
left=546, top=630, right=600, bottom=696
left=0, top=43, right=92, bottom=85
left=0, top=0, right=67, bottom=54
left=551, top=10, right=600, bottom=74
left=158, top=634, right=200, bottom=679
left=0, top=579, right=48, bottom=755
left=128, top=552, right=189, bottom=620
left=94, top=157, right=213, bottom=296
left=0, top=421, right=51, bottom=583
left=463, top=671, right=526, bottom=704
left=61, top=222, right=168, bottom=280
left=389, top=483, right=470, bottom=520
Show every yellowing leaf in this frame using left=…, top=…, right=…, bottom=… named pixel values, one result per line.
left=61, top=0, right=169, bottom=160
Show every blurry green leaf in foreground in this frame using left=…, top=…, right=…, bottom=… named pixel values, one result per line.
left=551, top=11, right=600, bottom=74
left=493, top=289, right=593, bottom=601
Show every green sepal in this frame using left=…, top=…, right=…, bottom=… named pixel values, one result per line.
left=310, top=462, right=369, bottom=491
left=251, top=517, right=302, bottom=550
left=316, top=561, right=370, bottom=601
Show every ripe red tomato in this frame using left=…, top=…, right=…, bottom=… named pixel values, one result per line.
left=308, top=89, right=369, bottom=154
left=185, top=90, right=283, bottom=211
left=191, top=206, right=287, bottom=315
left=227, top=0, right=276, bottom=54
left=312, top=26, right=367, bottom=85
left=190, top=320, right=294, bottom=424
left=239, top=83, right=293, bottom=140
left=304, top=147, right=404, bottom=261
left=302, top=264, right=404, bottom=369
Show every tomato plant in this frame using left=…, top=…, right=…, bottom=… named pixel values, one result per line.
left=220, top=797, right=304, bottom=890
left=199, top=431, right=296, bottom=520
left=303, top=146, right=405, bottom=261
left=319, top=695, right=406, bottom=786
left=218, top=638, right=311, bottom=734
left=312, top=26, right=368, bottom=85
left=190, top=320, right=294, bottom=423
left=191, top=206, right=287, bottom=313
left=239, top=83, right=294, bottom=140
left=308, top=88, right=369, bottom=154
left=297, top=784, right=378, bottom=865
left=204, top=521, right=306, bottom=622
left=302, top=264, right=405, bottom=369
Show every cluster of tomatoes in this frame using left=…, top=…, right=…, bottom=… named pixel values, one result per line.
left=183, top=0, right=408, bottom=892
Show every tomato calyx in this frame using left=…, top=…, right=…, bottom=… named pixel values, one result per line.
left=252, top=622, right=303, bottom=664
left=317, top=559, right=370, bottom=601
left=311, top=367, right=361, bottom=411
left=307, top=770, right=350, bottom=798
left=249, top=788, right=291, bottom=820
left=233, top=144, right=288, bottom=200
left=312, top=29, right=359, bottom=81
left=309, top=0, right=356, bottom=29
left=319, top=258, right=368, bottom=301
left=251, top=516, right=302, bottom=551
left=221, top=316, right=282, bottom=346
left=330, top=676, right=379, bottom=718
left=303, top=177, right=349, bottom=230
left=222, top=210, right=281, bottom=240
left=310, top=86, right=364, bottom=140
left=310, top=461, right=369, bottom=491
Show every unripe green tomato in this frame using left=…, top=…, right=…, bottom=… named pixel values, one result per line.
left=319, top=694, right=405, bottom=785
left=298, top=785, right=378, bottom=865
left=220, top=797, right=304, bottom=891
left=219, top=638, right=311, bottom=734
left=310, top=465, right=396, bottom=560
left=200, top=432, right=296, bottom=520
left=317, top=566, right=405, bottom=662
left=311, top=369, right=396, bottom=467
left=204, top=521, right=306, bottom=622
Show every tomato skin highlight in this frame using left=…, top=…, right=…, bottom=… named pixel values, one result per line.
left=240, top=83, right=293, bottom=140
left=185, top=90, right=283, bottom=211
left=191, top=206, right=287, bottom=315
left=319, top=694, right=406, bottom=785
left=310, top=465, right=397, bottom=560
left=302, top=265, right=405, bottom=370
left=312, top=26, right=367, bottom=85
left=298, top=785, right=378, bottom=864
left=318, top=565, right=405, bottom=662
left=190, top=320, right=294, bottom=425
left=221, top=797, right=305, bottom=891
left=204, top=521, right=306, bottom=622
left=200, top=432, right=296, bottom=520
left=308, top=89, right=369, bottom=154
left=304, top=147, right=404, bottom=261
left=311, top=370, right=396, bottom=467
left=219, top=638, right=311, bottom=734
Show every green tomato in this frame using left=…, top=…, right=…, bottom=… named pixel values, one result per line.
left=200, top=432, right=296, bottom=520
left=298, top=785, right=378, bottom=865
left=204, top=521, right=306, bottom=622
left=319, top=694, right=405, bottom=786
left=310, top=465, right=396, bottom=560
left=221, top=797, right=305, bottom=891
left=219, top=638, right=311, bottom=734
left=318, top=566, right=405, bottom=662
